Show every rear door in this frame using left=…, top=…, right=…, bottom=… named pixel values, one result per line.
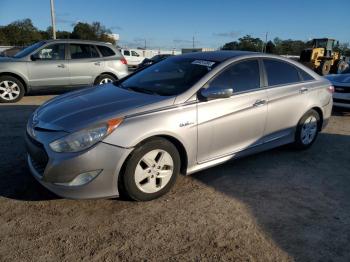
left=262, top=59, right=310, bottom=141
left=28, top=43, right=69, bottom=88
left=197, top=59, right=268, bottom=162
left=68, top=43, right=104, bottom=86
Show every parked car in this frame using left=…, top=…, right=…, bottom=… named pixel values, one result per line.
left=0, top=46, right=24, bottom=57
left=138, top=54, right=173, bottom=69
left=26, top=51, right=333, bottom=201
left=120, top=49, right=145, bottom=67
left=325, top=66, right=350, bottom=108
left=0, top=39, right=128, bottom=103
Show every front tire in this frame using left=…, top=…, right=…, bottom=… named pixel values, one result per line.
left=293, top=109, right=320, bottom=149
left=0, top=76, right=25, bottom=103
left=120, top=138, right=180, bottom=201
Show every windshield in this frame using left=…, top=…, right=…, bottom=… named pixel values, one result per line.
left=117, top=57, right=217, bottom=96
left=13, top=41, right=46, bottom=58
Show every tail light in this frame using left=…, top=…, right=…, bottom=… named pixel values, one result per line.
left=120, top=58, right=127, bottom=65
left=327, top=85, right=334, bottom=94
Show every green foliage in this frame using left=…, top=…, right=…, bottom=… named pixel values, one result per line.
left=222, top=35, right=263, bottom=52
left=71, top=22, right=115, bottom=44
left=0, top=19, right=42, bottom=46
left=0, top=19, right=116, bottom=46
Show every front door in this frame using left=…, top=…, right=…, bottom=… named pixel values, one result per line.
left=28, top=43, right=69, bottom=88
left=197, top=59, right=268, bottom=162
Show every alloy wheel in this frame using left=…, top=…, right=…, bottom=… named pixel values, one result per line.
left=0, top=80, right=20, bottom=101
left=134, top=149, right=174, bottom=194
left=300, top=115, right=317, bottom=145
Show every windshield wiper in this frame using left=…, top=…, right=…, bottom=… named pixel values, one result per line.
left=125, top=86, right=160, bottom=95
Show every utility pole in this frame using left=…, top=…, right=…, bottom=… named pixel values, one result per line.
left=192, top=35, right=195, bottom=48
left=50, top=0, right=56, bottom=39
left=262, top=32, right=268, bottom=53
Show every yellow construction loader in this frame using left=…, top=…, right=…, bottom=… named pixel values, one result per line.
left=299, top=38, right=348, bottom=75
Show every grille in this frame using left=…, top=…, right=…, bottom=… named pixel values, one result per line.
left=333, top=98, right=350, bottom=104
left=26, top=133, right=49, bottom=176
left=334, top=86, right=350, bottom=93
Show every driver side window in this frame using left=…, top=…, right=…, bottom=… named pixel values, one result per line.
left=35, top=44, right=65, bottom=60
left=206, top=60, right=260, bottom=93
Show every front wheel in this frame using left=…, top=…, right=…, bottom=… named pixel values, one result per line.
left=0, top=76, right=25, bottom=103
left=293, top=109, right=320, bottom=149
left=120, top=138, right=180, bottom=201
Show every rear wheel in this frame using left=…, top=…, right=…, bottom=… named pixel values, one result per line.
left=0, top=75, right=25, bottom=103
left=120, top=138, right=180, bottom=201
left=336, top=60, right=349, bottom=74
left=293, top=109, right=320, bottom=149
left=94, top=74, right=117, bottom=85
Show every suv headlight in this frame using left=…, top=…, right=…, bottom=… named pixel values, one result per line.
left=49, top=118, right=123, bottom=153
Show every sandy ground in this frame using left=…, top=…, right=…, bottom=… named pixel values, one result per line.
left=0, top=96, right=349, bottom=262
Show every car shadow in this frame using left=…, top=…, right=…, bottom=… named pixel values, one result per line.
left=0, top=105, right=58, bottom=201
left=191, top=131, right=350, bottom=261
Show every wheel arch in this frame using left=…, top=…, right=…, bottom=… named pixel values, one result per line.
left=0, top=72, right=28, bottom=93
left=311, top=106, right=324, bottom=131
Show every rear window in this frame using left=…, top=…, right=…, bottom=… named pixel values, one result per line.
left=97, top=45, right=116, bottom=57
left=264, top=59, right=301, bottom=86
left=70, top=44, right=99, bottom=59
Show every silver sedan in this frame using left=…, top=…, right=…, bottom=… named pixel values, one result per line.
left=26, top=51, right=333, bottom=201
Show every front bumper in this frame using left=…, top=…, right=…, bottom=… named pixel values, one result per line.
left=26, top=134, right=133, bottom=199
left=333, top=92, right=350, bottom=109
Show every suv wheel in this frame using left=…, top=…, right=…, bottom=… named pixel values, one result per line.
left=294, top=109, right=320, bottom=149
left=0, top=76, right=25, bottom=103
left=120, top=138, right=180, bottom=201
left=94, top=74, right=117, bottom=85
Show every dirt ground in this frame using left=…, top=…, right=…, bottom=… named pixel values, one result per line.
left=0, top=96, right=349, bottom=262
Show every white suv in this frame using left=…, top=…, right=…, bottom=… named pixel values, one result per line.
left=120, top=49, right=145, bottom=67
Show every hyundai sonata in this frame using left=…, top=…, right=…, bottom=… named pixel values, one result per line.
left=26, top=51, right=333, bottom=201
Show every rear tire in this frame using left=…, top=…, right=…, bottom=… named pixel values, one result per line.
left=94, top=74, right=117, bottom=85
left=293, top=109, right=320, bottom=150
left=120, top=138, right=180, bottom=201
left=0, top=75, right=25, bottom=103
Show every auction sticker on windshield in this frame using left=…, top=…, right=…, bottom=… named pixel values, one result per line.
left=191, top=60, right=216, bottom=67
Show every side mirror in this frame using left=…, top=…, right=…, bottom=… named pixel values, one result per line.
left=200, top=87, right=233, bottom=100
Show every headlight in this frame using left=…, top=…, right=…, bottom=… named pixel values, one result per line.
left=49, top=118, right=123, bottom=153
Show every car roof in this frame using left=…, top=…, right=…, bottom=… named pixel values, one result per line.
left=42, top=39, right=114, bottom=46
left=179, top=50, right=257, bottom=62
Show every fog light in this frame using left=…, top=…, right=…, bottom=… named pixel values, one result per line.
left=55, top=170, right=102, bottom=187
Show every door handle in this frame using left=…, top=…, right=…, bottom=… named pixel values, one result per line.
left=300, top=87, right=308, bottom=94
left=94, top=62, right=101, bottom=66
left=253, top=99, right=267, bottom=107
left=57, top=64, right=65, bottom=68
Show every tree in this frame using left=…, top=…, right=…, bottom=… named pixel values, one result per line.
left=71, top=22, right=115, bottom=44
left=265, top=41, right=275, bottom=53
left=221, top=35, right=263, bottom=52
left=0, top=19, right=42, bottom=46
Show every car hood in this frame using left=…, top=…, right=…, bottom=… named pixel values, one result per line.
left=325, top=73, right=350, bottom=84
left=0, top=56, right=19, bottom=62
left=34, top=84, right=175, bottom=132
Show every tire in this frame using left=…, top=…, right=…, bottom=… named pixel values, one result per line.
left=0, top=75, right=25, bottom=103
left=94, top=74, right=117, bottom=85
left=120, top=138, right=180, bottom=201
left=318, top=60, right=332, bottom=76
left=336, top=60, right=349, bottom=74
left=293, top=109, right=320, bottom=150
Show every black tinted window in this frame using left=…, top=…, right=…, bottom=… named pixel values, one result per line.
left=123, top=50, right=130, bottom=56
left=298, top=68, right=315, bottom=81
left=264, top=59, right=300, bottom=86
left=207, top=60, right=260, bottom=93
left=70, top=44, right=99, bottom=59
left=97, top=45, right=115, bottom=57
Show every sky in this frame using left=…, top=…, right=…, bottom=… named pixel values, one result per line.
left=0, top=0, right=349, bottom=50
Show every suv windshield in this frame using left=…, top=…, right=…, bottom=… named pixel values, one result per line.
left=13, top=41, right=46, bottom=58
left=117, top=57, right=217, bottom=96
